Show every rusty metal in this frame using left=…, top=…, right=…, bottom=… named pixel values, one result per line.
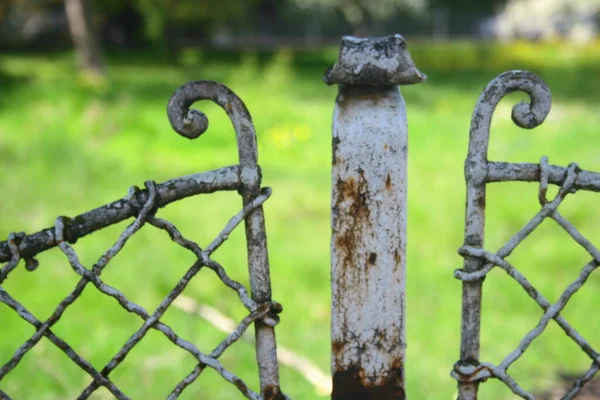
left=0, top=81, right=285, bottom=399
left=325, top=34, right=425, bottom=400
left=454, top=70, right=600, bottom=399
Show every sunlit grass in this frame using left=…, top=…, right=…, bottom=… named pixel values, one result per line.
left=1, top=41, right=600, bottom=399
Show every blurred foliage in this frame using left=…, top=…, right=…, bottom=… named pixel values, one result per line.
left=429, top=0, right=506, bottom=12
left=0, top=0, right=262, bottom=43
left=96, top=0, right=262, bottom=41
left=493, top=0, right=600, bottom=42
left=290, top=0, right=428, bottom=34
left=0, top=0, right=519, bottom=46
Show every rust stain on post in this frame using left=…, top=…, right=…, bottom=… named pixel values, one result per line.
left=385, top=174, right=393, bottom=191
left=332, top=363, right=405, bottom=400
left=325, top=34, right=425, bottom=399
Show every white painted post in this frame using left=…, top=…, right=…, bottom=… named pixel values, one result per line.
left=325, top=34, right=425, bottom=399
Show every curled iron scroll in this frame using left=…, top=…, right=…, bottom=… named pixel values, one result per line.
left=167, top=80, right=259, bottom=173
left=466, top=70, right=552, bottom=185
left=168, top=81, right=282, bottom=396
left=457, top=71, right=553, bottom=398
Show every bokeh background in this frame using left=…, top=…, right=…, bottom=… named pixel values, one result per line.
left=1, top=0, right=600, bottom=399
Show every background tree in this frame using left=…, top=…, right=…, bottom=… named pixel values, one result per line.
left=492, top=0, right=600, bottom=42
left=290, top=0, right=429, bottom=36
left=116, top=0, right=261, bottom=51
left=64, top=0, right=104, bottom=78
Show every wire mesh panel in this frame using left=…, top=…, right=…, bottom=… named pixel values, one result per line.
left=0, top=81, right=286, bottom=400
left=452, top=70, right=600, bottom=399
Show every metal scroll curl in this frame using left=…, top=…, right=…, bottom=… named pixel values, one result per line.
left=456, top=70, right=553, bottom=399
left=167, top=80, right=259, bottom=172
left=0, top=79, right=284, bottom=400
left=168, top=80, right=284, bottom=399
left=466, top=70, right=552, bottom=185
left=455, top=71, right=600, bottom=399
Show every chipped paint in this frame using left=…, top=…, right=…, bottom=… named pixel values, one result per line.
left=327, top=35, right=424, bottom=399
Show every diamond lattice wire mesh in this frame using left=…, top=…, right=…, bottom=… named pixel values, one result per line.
left=455, top=159, right=600, bottom=399
left=453, top=70, right=600, bottom=400
left=0, top=80, right=286, bottom=399
left=0, top=182, right=278, bottom=400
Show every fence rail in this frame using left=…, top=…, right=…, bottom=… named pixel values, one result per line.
left=0, top=81, right=285, bottom=400
left=452, top=70, right=600, bottom=400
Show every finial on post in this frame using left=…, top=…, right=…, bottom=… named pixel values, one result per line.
left=324, top=34, right=426, bottom=87
left=327, top=34, right=424, bottom=400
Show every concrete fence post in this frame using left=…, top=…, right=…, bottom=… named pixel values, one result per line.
left=324, top=34, right=425, bottom=399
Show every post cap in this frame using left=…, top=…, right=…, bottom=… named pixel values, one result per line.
left=324, top=34, right=426, bottom=87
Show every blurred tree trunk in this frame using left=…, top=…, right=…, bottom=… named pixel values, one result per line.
left=339, top=2, right=373, bottom=37
left=64, top=0, right=104, bottom=77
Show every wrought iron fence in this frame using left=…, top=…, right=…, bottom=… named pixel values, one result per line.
left=452, top=70, right=600, bottom=399
left=0, top=81, right=285, bottom=400
left=2, top=43, right=600, bottom=400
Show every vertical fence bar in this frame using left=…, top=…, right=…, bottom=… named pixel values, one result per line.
left=242, top=159, right=284, bottom=400
left=325, top=35, right=425, bottom=399
left=167, top=81, right=283, bottom=398
left=453, top=71, right=553, bottom=400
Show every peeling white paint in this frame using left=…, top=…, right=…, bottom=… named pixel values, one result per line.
left=331, top=85, right=408, bottom=385
left=326, top=35, right=425, bottom=398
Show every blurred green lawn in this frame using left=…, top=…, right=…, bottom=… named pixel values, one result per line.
left=1, top=40, right=600, bottom=399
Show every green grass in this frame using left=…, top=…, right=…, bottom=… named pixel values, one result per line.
left=1, top=40, right=600, bottom=399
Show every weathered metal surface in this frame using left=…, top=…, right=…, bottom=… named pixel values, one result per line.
left=453, top=70, right=600, bottom=399
left=326, top=35, right=424, bottom=399
left=168, top=81, right=284, bottom=399
left=0, top=165, right=241, bottom=263
left=0, top=81, right=285, bottom=399
left=486, top=161, right=600, bottom=192
left=324, top=34, right=426, bottom=87
left=456, top=70, right=551, bottom=400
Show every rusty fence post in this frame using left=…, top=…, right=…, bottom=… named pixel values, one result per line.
left=325, top=35, right=425, bottom=399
